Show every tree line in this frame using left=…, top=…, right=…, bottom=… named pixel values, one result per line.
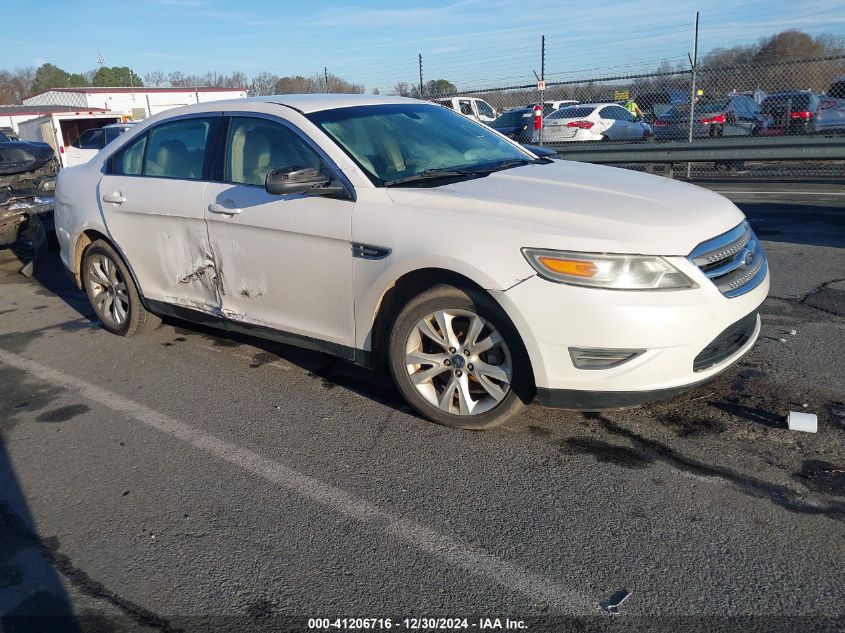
left=1, top=29, right=841, bottom=107
left=0, top=65, right=366, bottom=104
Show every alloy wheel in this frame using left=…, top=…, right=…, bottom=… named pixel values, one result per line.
left=404, top=309, right=513, bottom=416
left=87, top=254, right=130, bottom=328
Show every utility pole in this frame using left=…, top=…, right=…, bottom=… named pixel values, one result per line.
left=687, top=11, right=700, bottom=178
left=324, top=67, right=329, bottom=92
left=687, top=11, right=700, bottom=144
left=540, top=35, right=546, bottom=146
left=418, top=53, right=424, bottom=99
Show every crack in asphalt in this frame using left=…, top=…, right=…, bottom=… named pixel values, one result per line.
left=593, top=416, right=845, bottom=521
left=771, top=277, right=845, bottom=318
left=0, top=501, right=180, bottom=632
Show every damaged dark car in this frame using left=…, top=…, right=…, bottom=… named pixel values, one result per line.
left=0, top=131, right=58, bottom=267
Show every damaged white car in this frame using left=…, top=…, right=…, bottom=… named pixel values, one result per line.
left=55, top=95, right=768, bottom=429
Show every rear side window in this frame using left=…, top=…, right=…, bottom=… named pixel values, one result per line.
left=601, top=106, right=632, bottom=121
left=224, top=117, right=321, bottom=186
left=829, top=81, right=845, bottom=99
left=112, top=135, right=147, bottom=176
left=143, top=118, right=212, bottom=180
left=458, top=100, right=473, bottom=115
left=762, top=94, right=811, bottom=112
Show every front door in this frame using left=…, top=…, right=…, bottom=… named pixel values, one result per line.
left=99, top=116, right=219, bottom=313
left=203, top=115, right=355, bottom=353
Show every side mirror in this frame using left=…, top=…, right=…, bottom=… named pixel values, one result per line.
left=265, top=166, right=347, bottom=198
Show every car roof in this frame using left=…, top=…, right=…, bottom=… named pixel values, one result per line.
left=560, top=102, right=616, bottom=109
left=763, top=90, right=816, bottom=97
left=182, top=94, right=427, bottom=115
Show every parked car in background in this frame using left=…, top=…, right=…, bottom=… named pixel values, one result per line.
left=636, top=91, right=688, bottom=124
left=653, top=95, right=763, bottom=140
left=55, top=94, right=767, bottom=429
left=65, top=122, right=136, bottom=167
left=759, top=91, right=822, bottom=135
left=526, top=100, right=580, bottom=116
left=0, top=127, right=19, bottom=141
left=816, top=77, right=845, bottom=134
left=434, top=97, right=497, bottom=123
left=490, top=107, right=538, bottom=143
left=543, top=103, right=651, bottom=142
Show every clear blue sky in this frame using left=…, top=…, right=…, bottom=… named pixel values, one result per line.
left=3, top=0, right=844, bottom=93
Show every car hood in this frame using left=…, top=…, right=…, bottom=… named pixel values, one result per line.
left=0, top=141, right=55, bottom=175
left=384, top=160, right=745, bottom=256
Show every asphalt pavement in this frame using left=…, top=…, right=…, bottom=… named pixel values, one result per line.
left=0, top=200, right=843, bottom=633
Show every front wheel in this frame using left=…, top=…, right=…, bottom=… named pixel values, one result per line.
left=82, top=240, right=161, bottom=336
left=388, top=285, right=533, bottom=429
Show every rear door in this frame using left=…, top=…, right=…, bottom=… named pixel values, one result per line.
left=600, top=106, right=638, bottom=140
left=99, top=115, right=220, bottom=313
left=202, top=114, right=356, bottom=353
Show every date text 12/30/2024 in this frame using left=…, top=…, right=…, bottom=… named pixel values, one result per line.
left=307, top=618, right=528, bottom=630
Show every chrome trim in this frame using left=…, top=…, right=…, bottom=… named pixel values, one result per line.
left=688, top=220, right=767, bottom=298
left=569, top=347, right=645, bottom=370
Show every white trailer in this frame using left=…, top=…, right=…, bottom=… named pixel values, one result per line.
left=17, top=111, right=123, bottom=168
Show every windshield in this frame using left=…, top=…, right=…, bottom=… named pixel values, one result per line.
left=762, top=93, right=812, bottom=112
left=547, top=106, right=595, bottom=120
left=492, top=110, right=531, bottom=127
left=307, top=104, right=531, bottom=186
left=697, top=100, right=730, bottom=113
left=0, top=130, right=9, bottom=142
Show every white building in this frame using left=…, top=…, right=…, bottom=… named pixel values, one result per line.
left=22, top=86, right=248, bottom=120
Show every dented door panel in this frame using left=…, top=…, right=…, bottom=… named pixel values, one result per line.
left=203, top=182, right=355, bottom=348
left=98, top=175, right=219, bottom=313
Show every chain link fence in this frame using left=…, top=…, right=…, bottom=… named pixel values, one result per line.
left=417, top=54, right=845, bottom=179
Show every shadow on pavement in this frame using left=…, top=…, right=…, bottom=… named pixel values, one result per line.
left=739, top=202, right=845, bottom=249
left=0, top=430, right=81, bottom=631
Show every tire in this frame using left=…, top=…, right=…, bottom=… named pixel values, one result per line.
left=82, top=240, right=161, bottom=336
left=388, top=284, right=533, bottom=430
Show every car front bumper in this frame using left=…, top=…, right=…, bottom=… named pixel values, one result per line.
left=491, top=256, right=769, bottom=409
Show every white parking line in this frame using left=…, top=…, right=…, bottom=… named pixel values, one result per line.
left=0, top=347, right=599, bottom=614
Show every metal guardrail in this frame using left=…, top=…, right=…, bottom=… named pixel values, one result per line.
left=547, top=135, right=845, bottom=164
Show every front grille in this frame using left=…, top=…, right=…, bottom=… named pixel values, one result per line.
left=693, top=311, right=759, bottom=372
left=688, top=220, right=767, bottom=298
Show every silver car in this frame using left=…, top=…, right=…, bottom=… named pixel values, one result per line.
left=817, top=77, right=845, bottom=134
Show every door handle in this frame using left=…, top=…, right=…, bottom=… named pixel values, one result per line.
left=102, top=192, right=126, bottom=204
left=208, top=203, right=241, bottom=215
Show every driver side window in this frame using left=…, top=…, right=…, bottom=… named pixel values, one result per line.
left=225, top=117, right=321, bottom=186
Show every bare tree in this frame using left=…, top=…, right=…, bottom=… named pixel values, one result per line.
left=228, top=71, right=248, bottom=89
left=392, top=81, right=416, bottom=97
left=250, top=71, right=278, bottom=96
left=167, top=71, right=189, bottom=87
left=144, top=70, right=167, bottom=87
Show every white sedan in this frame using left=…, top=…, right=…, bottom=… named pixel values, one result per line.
left=55, top=95, right=767, bottom=429
left=543, top=102, right=652, bottom=142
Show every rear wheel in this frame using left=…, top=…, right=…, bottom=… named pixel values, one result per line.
left=82, top=240, right=160, bottom=336
left=388, top=285, right=533, bottom=429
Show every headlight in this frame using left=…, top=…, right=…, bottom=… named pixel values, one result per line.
left=522, top=248, right=697, bottom=290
